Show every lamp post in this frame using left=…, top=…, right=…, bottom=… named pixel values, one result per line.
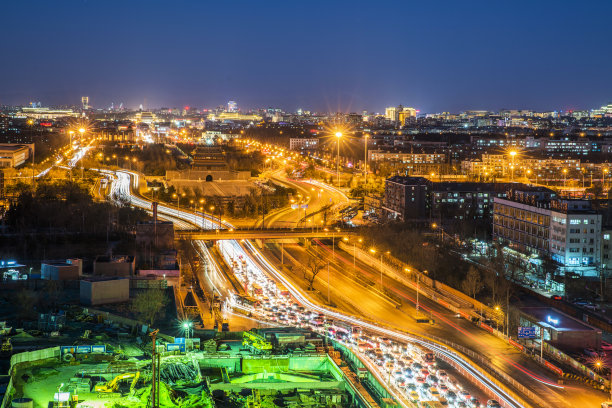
left=173, top=193, right=185, bottom=217
left=509, top=150, right=517, bottom=181
left=335, top=132, right=342, bottom=186
left=370, top=248, right=389, bottom=289
left=209, top=205, right=216, bottom=229
left=364, top=133, right=369, bottom=188
left=183, top=321, right=192, bottom=339
left=563, top=168, right=568, bottom=188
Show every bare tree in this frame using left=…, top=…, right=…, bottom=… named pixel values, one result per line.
left=461, top=266, right=482, bottom=299
left=303, top=252, right=324, bottom=290
left=132, top=288, right=169, bottom=325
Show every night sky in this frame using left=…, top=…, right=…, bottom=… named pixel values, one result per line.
left=1, top=0, right=611, bottom=113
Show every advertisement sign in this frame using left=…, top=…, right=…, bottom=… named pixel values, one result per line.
left=518, top=327, right=536, bottom=339
left=174, top=337, right=186, bottom=344
left=166, top=343, right=186, bottom=352
left=91, top=345, right=106, bottom=353
left=76, top=345, right=92, bottom=354
left=61, top=346, right=76, bottom=355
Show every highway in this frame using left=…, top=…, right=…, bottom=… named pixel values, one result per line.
left=254, top=169, right=350, bottom=229
left=265, top=241, right=607, bottom=407
left=104, top=169, right=543, bottom=408
left=175, top=228, right=356, bottom=240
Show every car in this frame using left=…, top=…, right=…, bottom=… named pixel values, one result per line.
left=456, top=402, right=467, bottom=408
left=446, top=391, right=457, bottom=401
left=415, top=376, right=426, bottom=384
left=469, top=398, right=481, bottom=407
left=486, top=400, right=501, bottom=408
left=437, top=369, right=448, bottom=379
left=420, top=369, right=430, bottom=377
left=427, top=375, right=439, bottom=385
left=438, top=383, right=449, bottom=393
left=409, top=390, right=419, bottom=401
left=429, top=388, right=441, bottom=400
left=459, top=390, right=471, bottom=400
left=552, top=295, right=562, bottom=300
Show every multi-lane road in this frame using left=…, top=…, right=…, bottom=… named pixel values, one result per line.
left=105, top=169, right=551, bottom=408
left=265, top=240, right=608, bottom=407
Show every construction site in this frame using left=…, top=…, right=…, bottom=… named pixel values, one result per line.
left=1, top=306, right=380, bottom=408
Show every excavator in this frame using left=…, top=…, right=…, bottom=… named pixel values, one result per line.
left=242, top=330, right=272, bottom=353
left=94, top=371, right=140, bottom=394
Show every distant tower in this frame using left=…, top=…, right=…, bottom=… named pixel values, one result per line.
left=81, top=96, right=89, bottom=109
left=227, top=101, right=238, bottom=112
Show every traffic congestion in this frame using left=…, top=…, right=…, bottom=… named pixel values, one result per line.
left=106, top=170, right=523, bottom=408
left=218, top=239, right=503, bottom=408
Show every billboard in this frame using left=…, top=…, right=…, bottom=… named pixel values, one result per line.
left=166, top=343, right=186, bottom=352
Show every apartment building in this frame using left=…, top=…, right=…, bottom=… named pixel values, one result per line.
left=493, top=188, right=602, bottom=276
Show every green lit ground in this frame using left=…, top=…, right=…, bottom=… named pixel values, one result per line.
left=12, top=352, right=350, bottom=408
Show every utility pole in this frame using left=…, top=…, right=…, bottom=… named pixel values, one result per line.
left=506, top=286, right=510, bottom=337
left=149, top=329, right=159, bottom=408
left=416, top=274, right=420, bottom=319
left=327, top=262, right=330, bottom=304
left=540, top=327, right=544, bottom=360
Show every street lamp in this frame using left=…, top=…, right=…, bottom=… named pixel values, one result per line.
left=370, top=248, right=389, bottom=289
left=364, top=133, right=369, bottom=188
left=335, top=131, right=342, bottom=186
left=562, top=168, right=568, bottom=188
left=509, top=150, right=517, bottom=181
left=182, top=321, right=192, bottom=339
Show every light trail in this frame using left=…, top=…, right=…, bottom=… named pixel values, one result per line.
left=106, top=169, right=527, bottom=408
left=312, top=239, right=571, bottom=391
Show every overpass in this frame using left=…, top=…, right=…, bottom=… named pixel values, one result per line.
left=175, top=228, right=355, bottom=240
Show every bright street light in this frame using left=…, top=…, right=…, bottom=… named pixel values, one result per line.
left=335, top=131, right=342, bottom=186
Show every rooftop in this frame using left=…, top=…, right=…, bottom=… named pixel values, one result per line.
left=520, top=307, right=600, bottom=332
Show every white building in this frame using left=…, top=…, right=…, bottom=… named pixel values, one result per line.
left=0, top=143, right=34, bottom=168
left=289, top=138, right=319, bottom=151
left=549, top=200, right=602, bottom=268
left=494, top=192, right=602, bottom=276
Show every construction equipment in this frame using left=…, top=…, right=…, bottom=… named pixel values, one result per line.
left=1, top=337, right=12, bottom=354
left=242, top=330, right=272, bottom=353
left=94, top=371, right=140, bottom=393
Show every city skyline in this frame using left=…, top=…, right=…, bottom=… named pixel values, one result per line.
left=1, top=1, right=611, bottom=112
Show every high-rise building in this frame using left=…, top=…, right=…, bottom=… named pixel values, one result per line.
left=227, top=101, right=238, bottom=112
left=81, top=96, right=89, bottom=109
left=398, top=107, right=417, bottom=125
left=385, top=107, right=397, bottom=122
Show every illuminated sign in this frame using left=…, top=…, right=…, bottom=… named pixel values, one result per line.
left=547, top=316, right=559, bottom=325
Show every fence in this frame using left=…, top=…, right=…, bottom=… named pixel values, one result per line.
left=1, top=346, right=61, bottom=408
